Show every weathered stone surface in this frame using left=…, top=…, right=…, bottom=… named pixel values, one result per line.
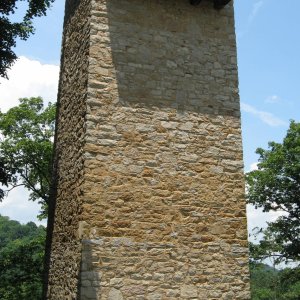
left=46, top=0, right=250, bottom=299
left=181, top=284, right=198, bottom=298
left=46, top=0, right=90, bottom=298
left=108, top=288, right=124, bottom=300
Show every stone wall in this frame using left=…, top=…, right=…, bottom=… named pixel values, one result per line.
left=47, top=0, right=250, bottom=299
left=46, top=0, right=91, bottom=298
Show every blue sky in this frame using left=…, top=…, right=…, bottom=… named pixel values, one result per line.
left=236, top=0, right=300, bottom=169
left=0, top=0, right=299, bottom=231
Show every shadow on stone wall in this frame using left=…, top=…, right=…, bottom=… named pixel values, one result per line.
left=105, top=0, right=239, bottom=117
left=77, top=240, right=101, bottom=300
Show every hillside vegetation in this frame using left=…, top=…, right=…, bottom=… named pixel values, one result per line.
left=0, top=215, right=45, bottom=300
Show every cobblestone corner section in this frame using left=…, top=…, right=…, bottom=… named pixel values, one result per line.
left=46, top=0, right=91, bottom=298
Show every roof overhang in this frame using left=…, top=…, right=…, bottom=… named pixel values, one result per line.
left=190, top=0, right=232, bottom=9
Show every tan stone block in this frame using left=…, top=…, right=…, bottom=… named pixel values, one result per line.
left=180, top=285, right=198, bottom=298
left=108, top=288, right=123, bottom=300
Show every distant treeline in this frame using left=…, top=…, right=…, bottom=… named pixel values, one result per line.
left=0, top=215, right=45, bottom=300
left=250, top=263, right=300, bottom=299
left=0, top=214, right=299, bottom=299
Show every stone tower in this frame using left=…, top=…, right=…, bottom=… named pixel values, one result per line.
left=45, top=0, right=250, bottom=299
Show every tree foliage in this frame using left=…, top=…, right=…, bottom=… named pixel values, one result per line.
left=0, top=97, right=56, bottom=219
left=0, top=158, right=12, bottom=200
left=0, top=0, right=55, bottom=78
left=246, top=120, right=300, bottom=261
left=0, top=215, right=45, bottom=300
left=250, top=263, right=300, bottom=300
left=249, top=227, right=286, bottom=266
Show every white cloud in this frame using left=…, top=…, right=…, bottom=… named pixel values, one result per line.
left=247, top=205, right=268, bottom=235
left=244, top=162, right=258, bottom=173
left=249, top=0, right=264, bottom=23
left=265, top=95, right=281, bottom=104
left=247, top=203, right=296, bottom=268
left=0, top=56, right=59, bottom=112
left=250, top=162, right=258, bottom=171
left=0, top=56, right=58, bottom=225
left=0, top=187, right=46, bottom=226
left=247, top=204, right=287, bottom=240
left=241, top=102, right=287, bottom=127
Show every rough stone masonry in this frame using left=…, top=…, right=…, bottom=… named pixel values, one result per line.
left=45, top=0, right=250, bottom=299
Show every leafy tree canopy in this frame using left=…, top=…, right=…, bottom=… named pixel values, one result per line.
left=0, top=97, right=56, bottom=219
left=249, top=227, right=286, bottom=267
left=246, top=120, right=300, bottom=262
left=250, top=263, right=300, bottom=300
left=0, top=214, right=40, bottom=248
left=0, top=0, right=55, bottom=78
left=0, top=214, right=45, bottom=300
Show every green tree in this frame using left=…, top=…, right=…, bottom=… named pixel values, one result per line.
left=246, top=120, right=300, bottom=261
left=250, top=263, right=278, bottom=300
left=249, top=263, right=300, bottom=300
left=280, top=267, right=300, bottom=299
left=0, top=0, right=55, bottom=78
left=0, top=159, right=12, bottom=200
left=0, top=97, right=56, bottom=219
left=249, top=227, right=286, bottom=267
left=0, top=215, right=45, bottom=300
left=0, top=215, right=40, bottom=248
